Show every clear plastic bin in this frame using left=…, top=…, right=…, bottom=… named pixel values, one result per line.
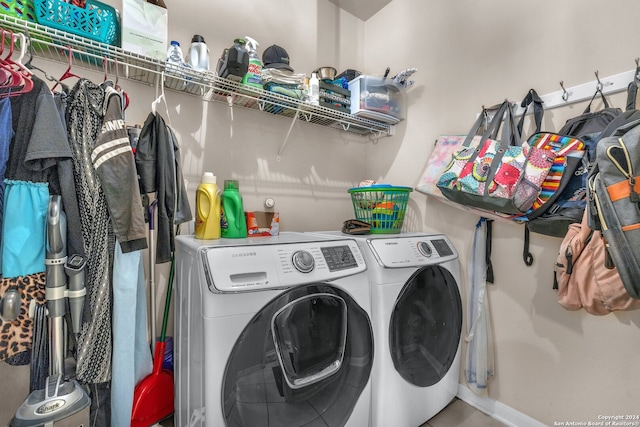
left=348, top=75, right=406, bottom=123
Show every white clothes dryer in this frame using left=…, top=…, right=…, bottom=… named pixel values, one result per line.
left=174, top=232, right=374, bottom=427
left=311, top=232, right=463, bottom=427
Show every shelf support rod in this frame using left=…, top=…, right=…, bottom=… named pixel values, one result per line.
left=276, top=108, right=301, bottom=161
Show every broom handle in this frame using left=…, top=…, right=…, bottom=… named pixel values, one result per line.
left=148, top=199, right=158, bottom=354
left=159, top=225, right=178, bottom=342
left=160, top=254, right=174, bottom=342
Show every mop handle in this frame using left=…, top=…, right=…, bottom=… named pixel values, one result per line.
left=160, top=255, right=174, bottom=342
left=160, top=225, right=178, bottom=342
left=148, top=199, right=158, bottom=354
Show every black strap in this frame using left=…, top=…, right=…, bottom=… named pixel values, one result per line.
left=626, top=64, right=640, bottom=111
left=485, top=219, right=494, bottom=283
left=517, top=88, right=544, bottom=136
left=523, top=225, right=534, bottom=266
left=583, top=88, right=610, bottom=114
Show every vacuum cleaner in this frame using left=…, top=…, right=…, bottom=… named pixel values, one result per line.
left=11, top=195, right=91, bottom=427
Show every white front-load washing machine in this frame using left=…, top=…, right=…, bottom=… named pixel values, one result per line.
left=311, top=232, right=463, bottom=427
left=174, top=232, right=374, bottom=427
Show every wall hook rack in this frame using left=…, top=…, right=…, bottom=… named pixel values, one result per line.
left=559, top=81, right=569, bottom=101
left=512, top=68, right=635, bottom=117
left=594, top=70, right=604, bottom=91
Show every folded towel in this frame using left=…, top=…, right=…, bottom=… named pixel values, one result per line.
left=262, top=68, right=306, bottom=86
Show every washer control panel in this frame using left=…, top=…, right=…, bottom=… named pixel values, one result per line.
left=292, top=250, right=315, bottom=273
left=417, top=241, right=432, bottom=258
left=367, top=234, right=458, bottom=268
left=201, top=239, right=366, bottom=293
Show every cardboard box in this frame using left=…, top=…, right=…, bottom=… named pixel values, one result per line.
left=121, top=0, right=168, bottom=60
left=246, top=212, right=279, bottom=237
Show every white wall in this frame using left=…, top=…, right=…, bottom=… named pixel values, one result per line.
left=364, top=0, right=640, bottom=425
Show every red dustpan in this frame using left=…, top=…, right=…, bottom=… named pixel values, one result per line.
left=131, top=250, right=176, bottom=426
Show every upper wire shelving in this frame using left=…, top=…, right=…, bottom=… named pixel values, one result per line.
left=0, top=13, right=394, bottom=138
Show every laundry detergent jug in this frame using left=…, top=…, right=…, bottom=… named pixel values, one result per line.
left=216, top=38, right=249, bottom=82
left=194, top=172, right=221, bottom=240
left=188, top=34, right=210, bottom=71
left=221, top=180, right=248, bottom=238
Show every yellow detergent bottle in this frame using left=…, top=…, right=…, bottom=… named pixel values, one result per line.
left=194, top=172, right=221, bottom=239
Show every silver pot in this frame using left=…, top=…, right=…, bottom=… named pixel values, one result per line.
left=313, top=66, right=337, bottom=80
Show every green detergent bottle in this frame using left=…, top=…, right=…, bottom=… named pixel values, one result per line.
left=221, top=180, right=248, bottom=238
left=241, top=36, right=263, bottom=89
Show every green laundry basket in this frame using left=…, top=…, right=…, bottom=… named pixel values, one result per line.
left=348, top=185, right=412, bottom=234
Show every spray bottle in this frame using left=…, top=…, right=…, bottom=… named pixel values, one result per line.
left=241, top=36, right=263, bottom=89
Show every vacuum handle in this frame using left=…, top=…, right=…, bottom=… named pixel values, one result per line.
left=65, top=254, right=87, bottom=334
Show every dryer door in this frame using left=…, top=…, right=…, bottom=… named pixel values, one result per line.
left=389, top=265, right=462, bottom=387
left=222, top=283, right=373, bottom=427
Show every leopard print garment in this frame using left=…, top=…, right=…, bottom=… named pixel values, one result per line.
left=0, top=272, right=46, bottom=363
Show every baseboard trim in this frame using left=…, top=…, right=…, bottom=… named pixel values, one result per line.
left=457, top=384, right=547, bottom=427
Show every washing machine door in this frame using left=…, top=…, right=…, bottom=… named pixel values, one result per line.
left=222, top=283, right=373, bottom=427
left=389, top=265, right=462, bottom=387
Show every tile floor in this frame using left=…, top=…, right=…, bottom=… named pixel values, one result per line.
left=160, top=398, right=508, bottom=426
left=421, top=398, right=508, bottom=427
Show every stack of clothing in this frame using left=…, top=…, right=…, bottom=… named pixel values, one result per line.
left=261, top=45, right=306, bottom=101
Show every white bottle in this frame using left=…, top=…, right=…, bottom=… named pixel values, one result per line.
left=166, top=40, right=185, bottom=76
left=188, top=35, right=210, bottom=72
left=308, top=72, right=319, bottom=106
left=167, top=40, right=184, bottom=64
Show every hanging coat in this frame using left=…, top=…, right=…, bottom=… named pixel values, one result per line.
left=66, top=78, right=112, bottom=384
left=135, top=112, right=192, bottom=263
left=94, top=85, right=147, bottom=253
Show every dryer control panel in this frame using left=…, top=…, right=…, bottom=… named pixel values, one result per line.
left=200, top=239, right=366, bottom=293
left=367, top=234, right=458, bottom=268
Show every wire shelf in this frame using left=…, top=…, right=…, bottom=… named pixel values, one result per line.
left=0, top=13, right=394, bottom=138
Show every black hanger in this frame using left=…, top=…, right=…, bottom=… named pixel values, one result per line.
left=23, top=30, right=69, bottom=93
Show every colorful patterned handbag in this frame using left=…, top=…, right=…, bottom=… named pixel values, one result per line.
left=437, top=100, right=557, bottom=214
left=415, top=134, right=480, bottom=200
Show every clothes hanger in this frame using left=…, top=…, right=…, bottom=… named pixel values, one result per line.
left=151, top=71, right=170, bottom=125
left=0, top=31, right=24, bottom=87
left=102, top=55, right=108, bottom=82
left=51, top=46, right=80, bottom=92
left=0, top=30, right=13, bottom=86
left=102, top=56, right=130, bottom=111
left=0, top=30, right=33, bottom=97
left=114, top=56, right=130, bottom=110
left=23, top=29, right=68, bottom=93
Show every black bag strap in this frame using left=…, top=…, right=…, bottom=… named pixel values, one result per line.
left=485, top=219, right=494, bottom=283
left=517, top=89, right=544, bottom=136
left=523, top=225, right=534, bottom=266
left=583, top=88, right=610, bottom=114
left=625, top=63, right=640, bottom=111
